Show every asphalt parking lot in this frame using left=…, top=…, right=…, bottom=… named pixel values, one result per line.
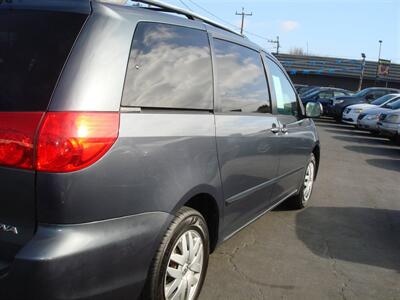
left=200, top=117, right=400, bottom=300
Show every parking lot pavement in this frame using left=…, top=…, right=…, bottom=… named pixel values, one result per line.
left=200, top=117, right=400, bottom=300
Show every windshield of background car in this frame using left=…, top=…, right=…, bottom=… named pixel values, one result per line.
left=302, top=89, right=321, bottom=98
left=301, top=88, right=320, bottom=97
left=371, top=94, right=397, bottom=106
left=387, top=99, right=400, bottom=109
left=352, top=88, right=371, bottom=98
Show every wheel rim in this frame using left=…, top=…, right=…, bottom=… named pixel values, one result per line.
left=303, top=161, right=315, bottom=203
left=164, top=230, right=204, bottom=300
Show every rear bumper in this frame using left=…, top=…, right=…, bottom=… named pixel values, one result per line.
left=0, top=212, right=172, bottom=300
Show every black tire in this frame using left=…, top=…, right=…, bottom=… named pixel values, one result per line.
left=396, top=134, right=400, bottom=146
left=287, top=153, right=316, bottom=209
left=370, top=130, right=380, bottom=137
left=144, top=207, right=209, bottom=300
left=389, top=134, right=400, bottom=145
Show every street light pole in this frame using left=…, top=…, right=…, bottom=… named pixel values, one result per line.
left=378, top=40, right=383, bottom=61
left=358, top=53, right=366, bottom=91
left=375, top=40, right=383, bottom=86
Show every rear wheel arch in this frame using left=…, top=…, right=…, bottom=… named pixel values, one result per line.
left=312, top=144, right=320, bottom=180
left=184, top=193, right=220, bottom=253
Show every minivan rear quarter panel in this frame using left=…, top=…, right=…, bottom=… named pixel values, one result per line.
left=37, top=112, right=223, bottom=223
left=39, top=3, right=223, bottom=224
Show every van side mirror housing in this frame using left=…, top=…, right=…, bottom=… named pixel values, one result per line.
left=305, top=102, right=322, bottom=118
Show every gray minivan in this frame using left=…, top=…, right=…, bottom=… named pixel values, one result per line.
left=0, top=1, right=321, bottom=299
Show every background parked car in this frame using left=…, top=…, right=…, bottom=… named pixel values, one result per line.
left=377, top=109, right=400, bottom=144
left=358, top=98, right=400, bottom=133
left=330, top=87, right=400, bottom=122
left=342, top=94, right=400, bottom=126
left=300, top=87, right=352, bottom=114
left=301, top=87, right=352, bottom=104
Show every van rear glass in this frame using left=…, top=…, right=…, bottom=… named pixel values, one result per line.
left=0, top=10, right=87, bottom=111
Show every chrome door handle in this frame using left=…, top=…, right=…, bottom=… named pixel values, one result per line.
left=271, top=123, right=280, bottom=134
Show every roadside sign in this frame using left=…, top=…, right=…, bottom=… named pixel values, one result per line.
left=377, top=59, right=391, bottom=77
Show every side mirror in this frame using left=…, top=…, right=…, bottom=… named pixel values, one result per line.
left=306, top=102, right=322, bottom=118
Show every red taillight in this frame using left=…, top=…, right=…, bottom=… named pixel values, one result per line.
left=36, top=112, right=120, bottom=172
left=0, top=112, right=44, bottom=170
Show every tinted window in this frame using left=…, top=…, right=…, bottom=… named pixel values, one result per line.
left=122, top=23, right=213, bottom=110
left=265, top=58, right=298, bottom=116
left=371, top=94, right=396, bottom=106
left=302, top=88, right=319, bottom=97
left=334, top=91, right=347, bottom=97
left=213, top=39, right=270, bottom=113
left=318, top=91, right=334, bottom=99
left=388, top=100, right=400, bottom=109
left=0, top=10, right=86, bottom=111
left=353, top=88, right=372, bottom=97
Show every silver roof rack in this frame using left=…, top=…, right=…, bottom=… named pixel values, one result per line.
left=99, top=0, right=242, bottom=36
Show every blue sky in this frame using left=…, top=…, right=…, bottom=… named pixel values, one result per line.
left=157, top=0, right=400, bottom=63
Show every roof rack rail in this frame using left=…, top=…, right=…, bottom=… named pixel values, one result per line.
left=98, top=0, right=242, bottom=36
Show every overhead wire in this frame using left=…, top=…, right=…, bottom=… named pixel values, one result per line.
left=177, top=0, right=193, bottom=11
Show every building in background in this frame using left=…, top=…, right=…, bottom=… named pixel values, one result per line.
left=274, top=53, right=400, bottom=91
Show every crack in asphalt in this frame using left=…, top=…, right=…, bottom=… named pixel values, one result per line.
left=217, top=228, right=296, bottom=295
left=274, top=214, right=357, bottom=300
left=323, top=239, right=351, bottom=300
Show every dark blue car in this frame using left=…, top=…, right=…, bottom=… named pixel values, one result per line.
left=300, top=87, right=352, bottom=115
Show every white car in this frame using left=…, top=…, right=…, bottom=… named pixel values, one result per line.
left=358, top=98, right=400, bottom=132
left=342, top=94, right=400, bottom=125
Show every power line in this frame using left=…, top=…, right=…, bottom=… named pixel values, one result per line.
left=177, top=0, right=192, bottom=11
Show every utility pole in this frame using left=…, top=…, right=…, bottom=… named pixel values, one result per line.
left=358, top=53, right=366, bottom=91
left=268, top=36, right=280, bottom=54
left=235, top=7, right=252, bottom=35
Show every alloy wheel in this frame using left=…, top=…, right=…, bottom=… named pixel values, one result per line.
left=303, top=161, right=315, bottom=203
left=164, top=230, right=204, bottom=300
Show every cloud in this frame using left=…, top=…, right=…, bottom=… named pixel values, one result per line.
left=281, top=20, right=300, bottom=32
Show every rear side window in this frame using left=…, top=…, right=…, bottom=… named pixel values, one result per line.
left=334, top=91, right=347, bottom=97
left=318, top=91, right=334, bottom=99
left=122, top=23, right=213, bottom=110
left=0, top=10, right=87, bottom=111
left=265, top=58, right=298, bottom=116
left=213, top=39, right=271, bottom=113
